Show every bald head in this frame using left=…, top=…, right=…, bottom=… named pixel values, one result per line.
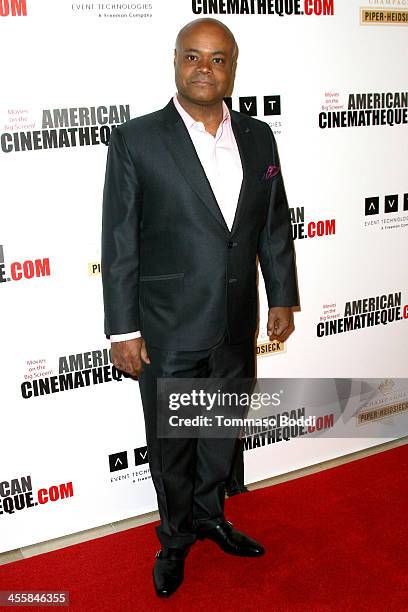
left=175, top=18, right=238, bottom=63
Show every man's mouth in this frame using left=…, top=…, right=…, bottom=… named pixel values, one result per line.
left=190, top=80, right=214, bottom=86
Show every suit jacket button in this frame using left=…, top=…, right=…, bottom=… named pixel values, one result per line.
left=227, top=241, right=233, bottom=249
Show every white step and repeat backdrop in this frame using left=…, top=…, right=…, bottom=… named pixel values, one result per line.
left=1, top=1, right=407, bottom=551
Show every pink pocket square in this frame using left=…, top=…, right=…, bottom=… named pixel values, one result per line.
left=262, top=164, right=280, bottom=180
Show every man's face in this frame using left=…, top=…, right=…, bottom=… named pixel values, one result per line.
left=174, top=24, right=236, bottom=106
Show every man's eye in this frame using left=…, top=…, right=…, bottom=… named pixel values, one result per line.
left=186, top=55, right=198, bottom=61
left=213, top=58, right=225, bottom=64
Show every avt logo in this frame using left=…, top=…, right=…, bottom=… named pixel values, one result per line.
left=0, top=245, right=51, bottom=284
left=224, top=96, right=281, bottom=116
left=365, top=193, right=408, bottom=215
left=109, top=446, right=148, bottom=472
left=0, top=0, right=27, bottom=16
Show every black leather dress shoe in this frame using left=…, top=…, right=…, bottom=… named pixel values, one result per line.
left=153, top=547, right=189, bottom=598
left=196, top=520, right=265, bottom=557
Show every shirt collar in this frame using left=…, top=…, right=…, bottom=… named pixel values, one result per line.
left=173, top=93, right=230, bottom=131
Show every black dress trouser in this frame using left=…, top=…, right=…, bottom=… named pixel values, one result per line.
left=138, top=333, right=256, bottom=548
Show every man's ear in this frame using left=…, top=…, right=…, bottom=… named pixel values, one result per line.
left=173, top=49, right=177, bottom=67
left=226, top=60, right=237, bottom=98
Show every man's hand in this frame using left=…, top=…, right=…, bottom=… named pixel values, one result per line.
left=267, top=307, right=294, bottom=343
left=111, top=337, right=151, bottom=378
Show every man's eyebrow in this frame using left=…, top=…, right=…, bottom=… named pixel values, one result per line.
left=184, top=48, right=227, bottom=56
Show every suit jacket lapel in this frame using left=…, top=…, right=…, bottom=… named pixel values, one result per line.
left=158, top=100, right=229, bottom=232
left=230, top=112, right=256, bottom=236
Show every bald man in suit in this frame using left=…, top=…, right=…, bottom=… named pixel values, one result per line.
left=102, top=18, right=298, bottom=597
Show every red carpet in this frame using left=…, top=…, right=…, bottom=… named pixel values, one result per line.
left=1, top=443, right=407, bottom=611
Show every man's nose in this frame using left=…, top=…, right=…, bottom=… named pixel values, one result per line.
left=196, top=58, right=212, bottom=73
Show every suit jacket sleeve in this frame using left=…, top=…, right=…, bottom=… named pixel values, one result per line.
left=257, top=128, right=299, bottom=308
left=101, top=125, right=142, bottom=337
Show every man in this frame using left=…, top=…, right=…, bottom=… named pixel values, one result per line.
left=101, top=18, right=298, bottom=597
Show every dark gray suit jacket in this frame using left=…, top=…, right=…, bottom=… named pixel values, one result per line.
left=101, top=98, right=298, bottom=351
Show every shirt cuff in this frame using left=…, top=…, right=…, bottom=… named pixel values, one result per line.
left=110, top=331, right=141, bottom=342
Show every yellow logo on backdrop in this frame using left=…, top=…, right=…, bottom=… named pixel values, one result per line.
left=256, top=340, right=285, bottom=357
left=357, top=401, right=408, bottom=424
left=360, top=8, right=408, bottom=25
left=88, top=262, right=101, bottom=276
